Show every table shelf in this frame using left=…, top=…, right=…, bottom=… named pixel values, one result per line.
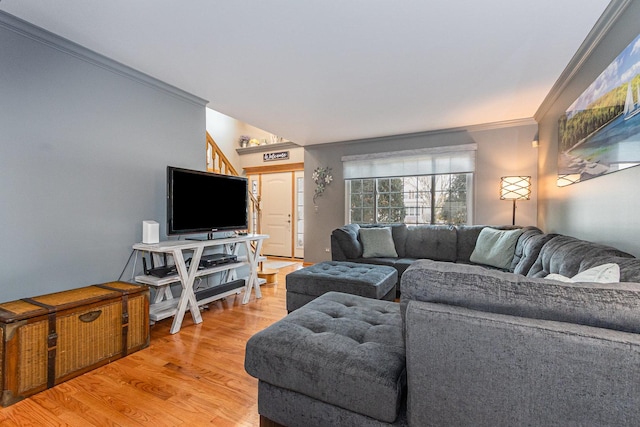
left=134, top=254, right=266, bottom=287
left=147, top=277, right=266, bottom=322
left=133, top=234, right=268, bottom=333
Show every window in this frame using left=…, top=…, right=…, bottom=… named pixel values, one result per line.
left=296, top=176, right=304, bottom=248
left=343, top=144, right=475, bottom=225
left=346, top=173, right=472, bottom=225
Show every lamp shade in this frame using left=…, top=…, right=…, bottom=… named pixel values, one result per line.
left=500, top=176, right=531, bottom=200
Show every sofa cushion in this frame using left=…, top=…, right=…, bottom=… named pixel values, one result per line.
left=360, top=227, right=398, bottom=258
left=581, top=256, right=640, bottom=283
left=345, top=257, right=398, bottom=268
left=405, top=299, right=640, bottom=427
left=392, top=258, right=417, bottom=278
left=455, top=225, right=489, bottom=263
left=245, top=292, right=406, bottom=423
left=331, top=223, right=363, bottom=259
left=400, top=259, right=640, bottom=334
left=546, top=263, right=620, bottom=283
left=404, top=225, right=457, bottom=261
left=511, top=228, right=556, bottom=275
left=527, top=235, right=634, bottom=278
left=390, top=223, right=409, bottom=258
left=470, top=228, right=523, bottom=270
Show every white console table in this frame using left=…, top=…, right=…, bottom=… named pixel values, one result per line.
left=133, top=234, right=268, bottom=334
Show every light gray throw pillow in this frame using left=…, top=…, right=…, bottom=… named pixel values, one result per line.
left=360, top=227, right=398, bottom=258
left=470, top=227, right=523, bottom=269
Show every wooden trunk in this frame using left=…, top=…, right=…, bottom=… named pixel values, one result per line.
left=0, top=281, right=150, bottom=407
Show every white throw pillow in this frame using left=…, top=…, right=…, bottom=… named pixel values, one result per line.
left=545, top=263, right=620, bottom=283
left=470, top=228, right=523, bottom=270
left=360, top=227, right=398, bottom=258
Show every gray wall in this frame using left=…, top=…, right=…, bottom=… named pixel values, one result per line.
left=537, top=1, right=640, bottom=256
left=0, top=14, right=207, bottom=301
left=304, top=120, right=538, bottom=263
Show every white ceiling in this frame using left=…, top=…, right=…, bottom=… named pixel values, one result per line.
left=1, top=0, right=611, bottom=146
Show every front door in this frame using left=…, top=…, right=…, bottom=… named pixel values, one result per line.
left=261, top=172, right=293, bottom=257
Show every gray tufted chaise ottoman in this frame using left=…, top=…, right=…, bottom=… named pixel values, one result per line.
left=245, top=291, right=407, bottom=426
left=285, top=261, right=398, bottom=312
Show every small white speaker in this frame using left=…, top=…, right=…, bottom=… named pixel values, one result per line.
left=142, top=220, right=159, bottom=244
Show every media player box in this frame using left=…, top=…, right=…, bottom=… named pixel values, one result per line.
left=199, top=253, right=238, bottom=268
left=142, top=220, right=159, bottom=244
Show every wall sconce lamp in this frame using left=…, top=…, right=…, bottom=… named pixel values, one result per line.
left=532, top=132, right=539, bottom=148
left=500, top=176, right=531, bottom=225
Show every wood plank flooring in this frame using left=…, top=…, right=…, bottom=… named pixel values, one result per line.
left=0, top=261, right=304, bottom=426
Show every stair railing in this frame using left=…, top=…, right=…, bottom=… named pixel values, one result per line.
left=206, top=132, right=238, bottom=176
left=206, top=132, right=262, bottom=237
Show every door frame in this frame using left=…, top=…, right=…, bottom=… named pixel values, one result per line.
left=245, top=163, right=304, bottom=259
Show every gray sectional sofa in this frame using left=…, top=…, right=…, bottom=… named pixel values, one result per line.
left=330, top=223, right=549, bottom=283
left=247, top=223, right=640, bottom=426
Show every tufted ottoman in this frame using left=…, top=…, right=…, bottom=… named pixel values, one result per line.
left=286, top=261, right=398, bottom=312
left=245, top=291, right=407, bottom=426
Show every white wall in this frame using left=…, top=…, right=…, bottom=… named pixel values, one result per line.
left=238, top=145, right=305, bottom=170
left=0, top=14, right=207, bottom=301
left=537, top=1, right=640, bottom=256
left=206, top=108, right=301, bottom=174
left=472, top=124, right=538, bottom=226
left=206, top=108, right=243, bottom=173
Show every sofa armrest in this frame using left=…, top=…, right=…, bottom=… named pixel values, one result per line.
left=330, top=224, right=362, bottom=261
left=400, top=259, right=640, bottom=334
left=330, top=234, right=348, bottom=261
left=527, top=234, right=634, bottom=278
left=405, top=300, right=640, bottom=426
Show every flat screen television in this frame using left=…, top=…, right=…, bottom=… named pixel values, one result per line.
left=167, top=166, right=249, bottom=236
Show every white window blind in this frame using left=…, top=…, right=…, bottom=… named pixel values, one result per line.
left=342, top=143, right=477, bottom=179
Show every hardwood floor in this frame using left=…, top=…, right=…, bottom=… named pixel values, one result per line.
left=0, top=262, right=304, bottom=426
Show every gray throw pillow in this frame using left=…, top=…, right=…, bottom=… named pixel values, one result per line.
left=470, top=227, right=523, bottom=270
left=360, top=227, right=398, bottom=258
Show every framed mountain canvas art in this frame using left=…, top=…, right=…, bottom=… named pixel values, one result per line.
left=558, top=33, right=640, bottom=186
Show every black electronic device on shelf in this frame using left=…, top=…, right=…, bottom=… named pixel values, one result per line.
left=143, top=254, right=177, bottom=278
left=199, top=253, right=238, bottom=268
left=185, top=253, right=238, bottom=269
left=194, top=279, right=245, bottom=301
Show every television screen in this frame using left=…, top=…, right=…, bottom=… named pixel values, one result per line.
left=167, top=166, right=248, bottom=235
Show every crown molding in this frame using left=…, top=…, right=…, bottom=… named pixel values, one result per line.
left=309, top=117, right=537, bottom=148
left=534, top=0, right=633, bottom=121
left=0, top=10, right=208, bottom=107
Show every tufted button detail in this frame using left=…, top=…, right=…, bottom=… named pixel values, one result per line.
left=246, top=291, right=405, bottom=423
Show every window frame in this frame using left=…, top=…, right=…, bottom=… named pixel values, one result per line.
left=345, top=172, right=474, bottom=225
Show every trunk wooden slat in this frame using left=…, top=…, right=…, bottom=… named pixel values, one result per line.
left=0, top=281, right=149, bottom=407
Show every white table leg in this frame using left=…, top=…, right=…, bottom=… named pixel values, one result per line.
left=169, top=246, right=204, bottom=334
left=242, top=237, right=264, bottom=304
left=152, top=285, right=169, bottom=304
